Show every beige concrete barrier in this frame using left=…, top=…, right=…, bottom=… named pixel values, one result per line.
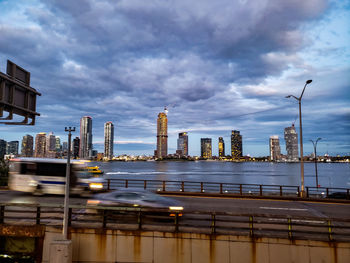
left=42, top=227, right=350, bottom=263
left=49, top=240, right=72, bottom=263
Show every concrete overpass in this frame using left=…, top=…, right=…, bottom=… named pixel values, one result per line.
left=0, top=190, right=349, bottom=262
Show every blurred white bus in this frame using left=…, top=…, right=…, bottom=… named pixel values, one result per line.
left=8, top=158, right=105, bottom=196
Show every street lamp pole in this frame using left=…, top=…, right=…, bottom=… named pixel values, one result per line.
left=286, top=79, right=312, bottom=198
left=63, top=126, right=75, bottom=239
left=310, top=138, right=322, bottom=188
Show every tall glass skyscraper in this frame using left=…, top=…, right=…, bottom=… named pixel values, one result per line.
left=35, top=133, right=46, bottom=158
left=0, top=139, right=6, bottom=158
left=46, top=132, right=56, bottom=151
left=79, top=116, right=93, bottom=159
left=269, top=135, right=281, bottom=161
left=21, top=135, right=33, bottom=157
left=156, top=112, right=168, bottom=158
left=284, top=124, right=299, bottom=161
left=6, top=141, right=19, bottom=155
left=104, top=121, right=114, bottom=160
left=201, top=138, right=212, bottom=159
left=62, top=142, right=68, bottom=153
left=55, top=136, right=61, bottom=153
left=73, top=137, right=80, bottom=159
left=177, top=132, right=188, bottom=156
left=231, top=130, right=242, bottom=159
left=218, top=137, right=225, bottom=158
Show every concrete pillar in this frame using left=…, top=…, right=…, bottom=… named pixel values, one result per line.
left=49, top=239, right=72, bottom=263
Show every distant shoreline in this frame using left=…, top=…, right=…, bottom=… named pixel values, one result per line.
left=99, top=159, right=349, bottom=164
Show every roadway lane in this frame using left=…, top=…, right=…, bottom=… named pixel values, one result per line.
left=1, top=189, right=349, bottom=220
left=168, top=195, right=350, bottom=219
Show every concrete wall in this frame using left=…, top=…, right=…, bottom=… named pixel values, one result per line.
left=42, top=227, right=350, bottom=263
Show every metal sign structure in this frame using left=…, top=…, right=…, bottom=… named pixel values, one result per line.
left=0, top=60, right=41, bottom=125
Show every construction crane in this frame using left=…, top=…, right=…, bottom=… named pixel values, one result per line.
left=292, top=113, right=298, bottom=126
left=164, top=103, right=176, bottom=115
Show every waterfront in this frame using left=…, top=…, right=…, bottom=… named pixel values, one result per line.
left=94, top=161, right=350, bottom=189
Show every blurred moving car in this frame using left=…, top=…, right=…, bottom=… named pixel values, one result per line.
left=87, top=188, right=184, bottom=214
left=327, top=192, right=349, bottom=200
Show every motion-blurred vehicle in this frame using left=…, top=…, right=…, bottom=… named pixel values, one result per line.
left=8, top=158, right=105, bottom=196
left=327, top=192, right=349, bottom=200
left=87, top=188, right=184, bottom=215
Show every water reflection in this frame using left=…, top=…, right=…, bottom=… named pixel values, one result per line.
left=97, top=161, right=350, bottom=188
left=154, top=161, right=170, bottom=181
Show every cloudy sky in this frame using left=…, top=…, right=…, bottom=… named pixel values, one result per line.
left=0, top=0, right=349, bottom=157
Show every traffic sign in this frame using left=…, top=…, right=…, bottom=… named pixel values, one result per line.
left=0, top=60, right=41, bottom=125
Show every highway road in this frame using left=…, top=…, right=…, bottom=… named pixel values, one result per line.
left=1, top=189, right=349, bottom=220
left=1, top=189, right=350, bottom=241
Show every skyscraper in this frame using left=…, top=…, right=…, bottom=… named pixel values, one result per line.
left=284, top=124, right=299, bottom=162
left=201, top=138, right=212, bottom=159
left=0, top=139, right=6, bottom=158
left=73, top=137, right=80, bottom=159
left=62, top=142, right=68, bottom=153
left=46, top=132, right=56, bottom=158
left=21, top=135, right=33, bottom=157
left=55, top=136, right=62, bottom=153
left=46, top=132, right=56, bottom=152
left=79, top=116, right=93, bottom=159
left=177, top=132, right=188, bottom=156
left=156, top=112, right=168, bottom=158
left=231, top=130, right=242, bottom=159
left=218, top=137, right=225, bottom=158
left=104, top=121, right=114, bottom=160
left=269, top=135, right=281, bottom=161
left=6, top=141, right=19, bottom=155
left=35, top=133, right=46, bottom=158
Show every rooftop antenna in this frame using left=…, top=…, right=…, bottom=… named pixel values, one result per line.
left=292, top=113, right=298, bottom=126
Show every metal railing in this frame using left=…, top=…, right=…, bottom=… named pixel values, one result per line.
left=1, top=203, right=350, bottom=242
left=104, top=179, right=350, bottom=199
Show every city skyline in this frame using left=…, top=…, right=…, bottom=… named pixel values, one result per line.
left=0, top=0, right=349, bottom=157
left=0, top=117, right=346, bottom=158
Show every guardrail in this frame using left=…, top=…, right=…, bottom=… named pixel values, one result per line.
left=1, top=203, right=349, bottom=242
left=105, top=179, right=350, bottom=199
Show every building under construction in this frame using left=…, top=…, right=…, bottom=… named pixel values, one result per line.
left=156, top=111, right=168, bottom=158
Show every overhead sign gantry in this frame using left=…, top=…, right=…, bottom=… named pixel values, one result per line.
left=0, top=60, right=41, bottom=125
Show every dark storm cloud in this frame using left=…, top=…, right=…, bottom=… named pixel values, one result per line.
left=29, top=0, right=329, bottom=77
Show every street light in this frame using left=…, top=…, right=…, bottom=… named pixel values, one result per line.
left=310, top=138, right=322, bottom=189
left=63, top=126, right=75, bottom=239
left=286, top=79, right=312, bottom=198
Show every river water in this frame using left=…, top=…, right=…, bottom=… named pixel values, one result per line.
left=92, top=161, right=350, bottom=189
